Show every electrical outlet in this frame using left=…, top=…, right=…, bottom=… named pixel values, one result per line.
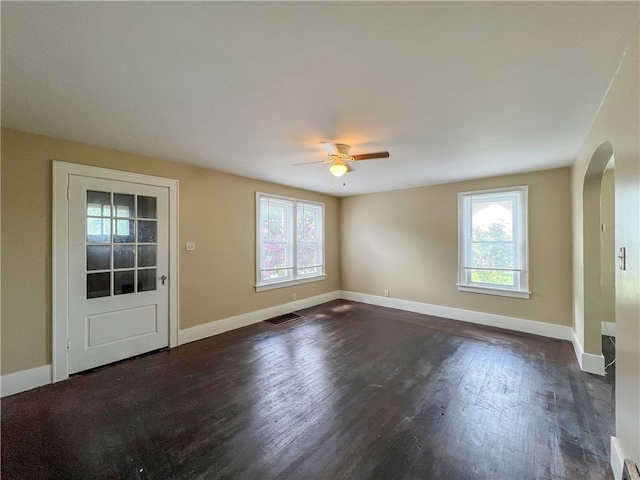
left=185, top=242, right=196, bottom=251
left=292, top=293, right=297, bottom=301
left=384, top=289, right=389, bottom=297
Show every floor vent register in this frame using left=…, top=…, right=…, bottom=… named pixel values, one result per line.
left=265, top=313, right=302, bottom=325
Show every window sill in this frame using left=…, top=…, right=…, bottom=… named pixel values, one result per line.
left=255, top=275, right=326, bottom=292
left=457, top=284, right=530, bottom=299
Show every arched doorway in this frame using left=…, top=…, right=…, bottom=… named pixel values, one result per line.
left=582, top=142, right=614, bottom=368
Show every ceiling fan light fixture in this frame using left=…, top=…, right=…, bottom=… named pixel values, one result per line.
left=295, top=143, right=389, bottom=177
left=329, top=162, right=348, bottom=177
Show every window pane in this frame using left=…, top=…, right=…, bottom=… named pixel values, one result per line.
left=114, top=219, right=135, bottom=243
left=262, top=269, right=291, bottom=282
left=114, top=270, right=135, bottom=295
left=471, top=242, right=515, bottom=269
left=87, top=245, right=111, bottom=271
left=263, top=242, right=287, bottom=268
left=138, top=221, right=157, bottom=243
left=114, top=245, right=135, bottom=269
left=137, top=268, right=157, bottom=292
left=262, top=242, right=290, bottom=280
left=261, top=201, right=289, bottom=241
left=297, top=205, right=319, bottom=242
left=87, top=191, right=110, bottom=216
left=298, top=242, right=318, bottom=268
left=137, top=245, right=156, bottom=267
left=87, top=272, right=110, bottom=299
left=470, top=269, right=515, bottom=287
left=137, top=196, right=157, bottom=219
left=471, top=198, right=514, bottom=242
left=114, top=194, right=135, bottom=218
left=297, top=203, right=322, bottom=277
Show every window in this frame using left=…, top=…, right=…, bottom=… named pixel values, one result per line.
left=458, top=186, right=529, bottom=298
left=256, top=193, right=325, bottom=291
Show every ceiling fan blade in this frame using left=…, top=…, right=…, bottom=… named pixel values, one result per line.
left=351, top=151, right=390, bottom=161
left=292, top=160, right=329, bottom=166
left=346, top=162, right=354, bottom=173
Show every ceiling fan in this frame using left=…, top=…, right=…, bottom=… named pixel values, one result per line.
left=293, top=143, right=390, bottom=177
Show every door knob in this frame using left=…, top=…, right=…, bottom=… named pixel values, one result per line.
left=160, top=274, right=168, bottom=285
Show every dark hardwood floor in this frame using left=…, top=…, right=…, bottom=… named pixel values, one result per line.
left=1, top=300, right=615, bottom=479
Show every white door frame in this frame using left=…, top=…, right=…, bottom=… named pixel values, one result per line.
left=53, top=161, right=179, bottom=382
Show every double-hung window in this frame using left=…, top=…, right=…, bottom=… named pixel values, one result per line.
left=458, top=186, right=529, bottom=298
left=256, top=192, right=325, bottom=291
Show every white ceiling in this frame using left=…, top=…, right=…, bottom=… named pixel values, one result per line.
left=2, top=2, right=638, bottom=197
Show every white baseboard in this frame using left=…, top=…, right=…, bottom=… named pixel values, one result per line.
left=602, top=321, right=616, bottom=337
left=340, top=291, right=573, bottom=341
left=179, top=290, right=341, bottom=345
left=611, top=436, right=625, bottom=480
left=571, top=330, right=605, bottom=376
left=1, top=364, right=52, bottom=398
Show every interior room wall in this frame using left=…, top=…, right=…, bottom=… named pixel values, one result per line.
left=571, top=25, right=639, bottom=468
left=0, top=128, right=340, bottom=375
left=340, top=167, right=573, bottom=327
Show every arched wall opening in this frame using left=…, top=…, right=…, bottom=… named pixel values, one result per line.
left=582, top=141, right=615, bottom=361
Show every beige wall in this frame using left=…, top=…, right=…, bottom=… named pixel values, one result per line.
left=601, top=168, right=615, bottom=327
left=571, top=26, right=639, bottom=464
left=341, top=168, right=573, bottom=326
left=0, top=128, right=341, bottom=375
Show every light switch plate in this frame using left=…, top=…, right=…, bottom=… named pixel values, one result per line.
left=186, top=242, right=196, bottom=251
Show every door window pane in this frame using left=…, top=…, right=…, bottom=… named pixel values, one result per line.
left=114, top=194, right=135, bottom=218
left=114, top=270, right=135, bottom=295
left=137, top=245, right=156, bottom=267
left=138, top=268, right=157, bottom=292
left=87, top=245, right=111, bottom=271
left=87, top=218, right=111, bottom=243
left=87, top=191, right=111, bottom=216
left=114, top=219, right=135, bottom=243
left=137, top=196, right=157, bottom=219
left=114, top=245, right=135, bottom=269
left=138, top=221, right=157, bottom=243
left=87, top=272, right=110, bottom=298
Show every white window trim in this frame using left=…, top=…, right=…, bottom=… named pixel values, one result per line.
left=457, top=185, right=530, bottom=299
left=456, top=284, right=530, bottom=299
left=255, top=192, right=325, bottom=292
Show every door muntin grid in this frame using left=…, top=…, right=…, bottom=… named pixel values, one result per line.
left=86, top=191, right=158, bottom=299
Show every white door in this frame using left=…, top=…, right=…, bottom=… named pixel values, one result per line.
left=67, top=175, right=169, bottom=374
